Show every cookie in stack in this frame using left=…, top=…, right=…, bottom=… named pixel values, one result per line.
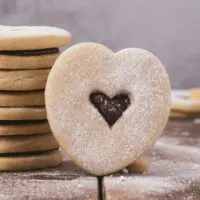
left=170, top=89, right=200, bottom=119
left=0, top=25, right=71, bottom=171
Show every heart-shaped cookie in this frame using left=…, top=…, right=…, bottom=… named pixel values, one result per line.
left=45, top=43, right=171, bottom=175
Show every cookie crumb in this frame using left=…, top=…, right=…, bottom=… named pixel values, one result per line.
left=121, top=168, right=129, bottom=174
left=181, top=132, right=190, bottom=136
left=120, top=176, right=125, bottom=181
left=77, top=184, right=83, bottom=188
left=193, top=118, right=200, bottom=124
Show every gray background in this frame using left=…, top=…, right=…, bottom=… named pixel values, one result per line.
left=1, top=0, right=200, bottom=89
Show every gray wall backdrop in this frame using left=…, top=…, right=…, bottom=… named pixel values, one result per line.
left=1, top=0, right=200, bottom=89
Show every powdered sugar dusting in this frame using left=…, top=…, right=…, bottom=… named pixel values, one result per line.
left=105, top=134, right=200, bottom=198
left=0, top=25, right=70, bottom=37
left=193, top=118, right=200, bottom=124
left=0, top=25, right=71, bottom=50
left=46, top=43, right=171, bottom=175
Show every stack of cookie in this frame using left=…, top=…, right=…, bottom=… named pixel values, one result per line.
left=170, top=89, right=200, bottom=119
left=0, top=26, right=71, bottom=171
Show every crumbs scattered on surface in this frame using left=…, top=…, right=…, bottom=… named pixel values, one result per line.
left=120, top=176, right=125, bottom=182
left=180, top=131, right=190, bottom=136
left=121, top=168, right=128, bottom=174
left=193, top=118, right=200, bottom=124
left=104, top=136, right=200, bottom=198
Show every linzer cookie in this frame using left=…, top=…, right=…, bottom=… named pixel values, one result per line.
left=0, top=25, right=71, bottom=69
left=0, top=106, right=46, bottom=120
left=0, top=25, right=71, bottom=171
left=0, top=52, right=60, bottom=69
left=0, top=149, right=62, bottom=171
left=0, top=120, right=50, bottom=136
left=171, top=90, right=200, bottom=114
left=0, top=69, right=50, bottom=91
left=0, top=26, right=71, bottom=50
left=0, top=90, right=44, bottom=107
left=46, top=43, right=171, bottom=175
left=0, top=133, right=58, bottom=153
left=170, top=89, right=200, bottom=119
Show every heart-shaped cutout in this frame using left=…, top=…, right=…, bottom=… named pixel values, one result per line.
left=90, top=91, right=131, bottom=127
left=45, top=43, right=171, bottom=175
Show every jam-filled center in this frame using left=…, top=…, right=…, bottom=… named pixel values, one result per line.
left=90, top=91, right=131, bottom=127
left=0, top=48, right=59, bottom=56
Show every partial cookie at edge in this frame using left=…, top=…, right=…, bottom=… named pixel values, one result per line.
left=171, top=90, right=200, bottom=113
left=170, top=111, right=200, bottom=119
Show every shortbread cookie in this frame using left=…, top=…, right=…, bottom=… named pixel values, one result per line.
left=126, top=157, right=149, bottom=174
left=0, top=133, right=58, bottom=153
left=171, top=90, right=200, bottom=113
left=0, top=69, right=50, bottom=91
left=0, top=52, right=60, bottom=69
left=0, top=25, right=71, bottom=50
left=0, top=106, right=46, bottom=120
left=0, top=90, right=44, bottom=107
left=0, top=150, right=62, bottom=171
left=0, top=120, right=50, bottom=135
left=46, top=43, right=171, bottom=175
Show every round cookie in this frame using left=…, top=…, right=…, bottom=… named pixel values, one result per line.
left=0, top=53, right=60, bottom=69
left=45, top=43, right=171, bottom=175
left=0, top=133, right=59, bottom=153
left=0, top=150, right=62, bottom=171
left=0, top=120, right=50, bottom=136
left=0, top=25, right=71, bottom=50
left=0, top=69, right=50, bottom=91
left=0, top=90, right=44, bottom=107
left=171, top=90, right=200, bottom=113
left=0, top=106, right=46, bottom=120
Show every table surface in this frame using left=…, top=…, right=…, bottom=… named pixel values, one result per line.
left=0, top=119, right=199, bottom=200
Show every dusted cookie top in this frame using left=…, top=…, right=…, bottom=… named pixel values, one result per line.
left=0, top=25, right=71, bottom=50
left=45, top=43, right=171, bottom=175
